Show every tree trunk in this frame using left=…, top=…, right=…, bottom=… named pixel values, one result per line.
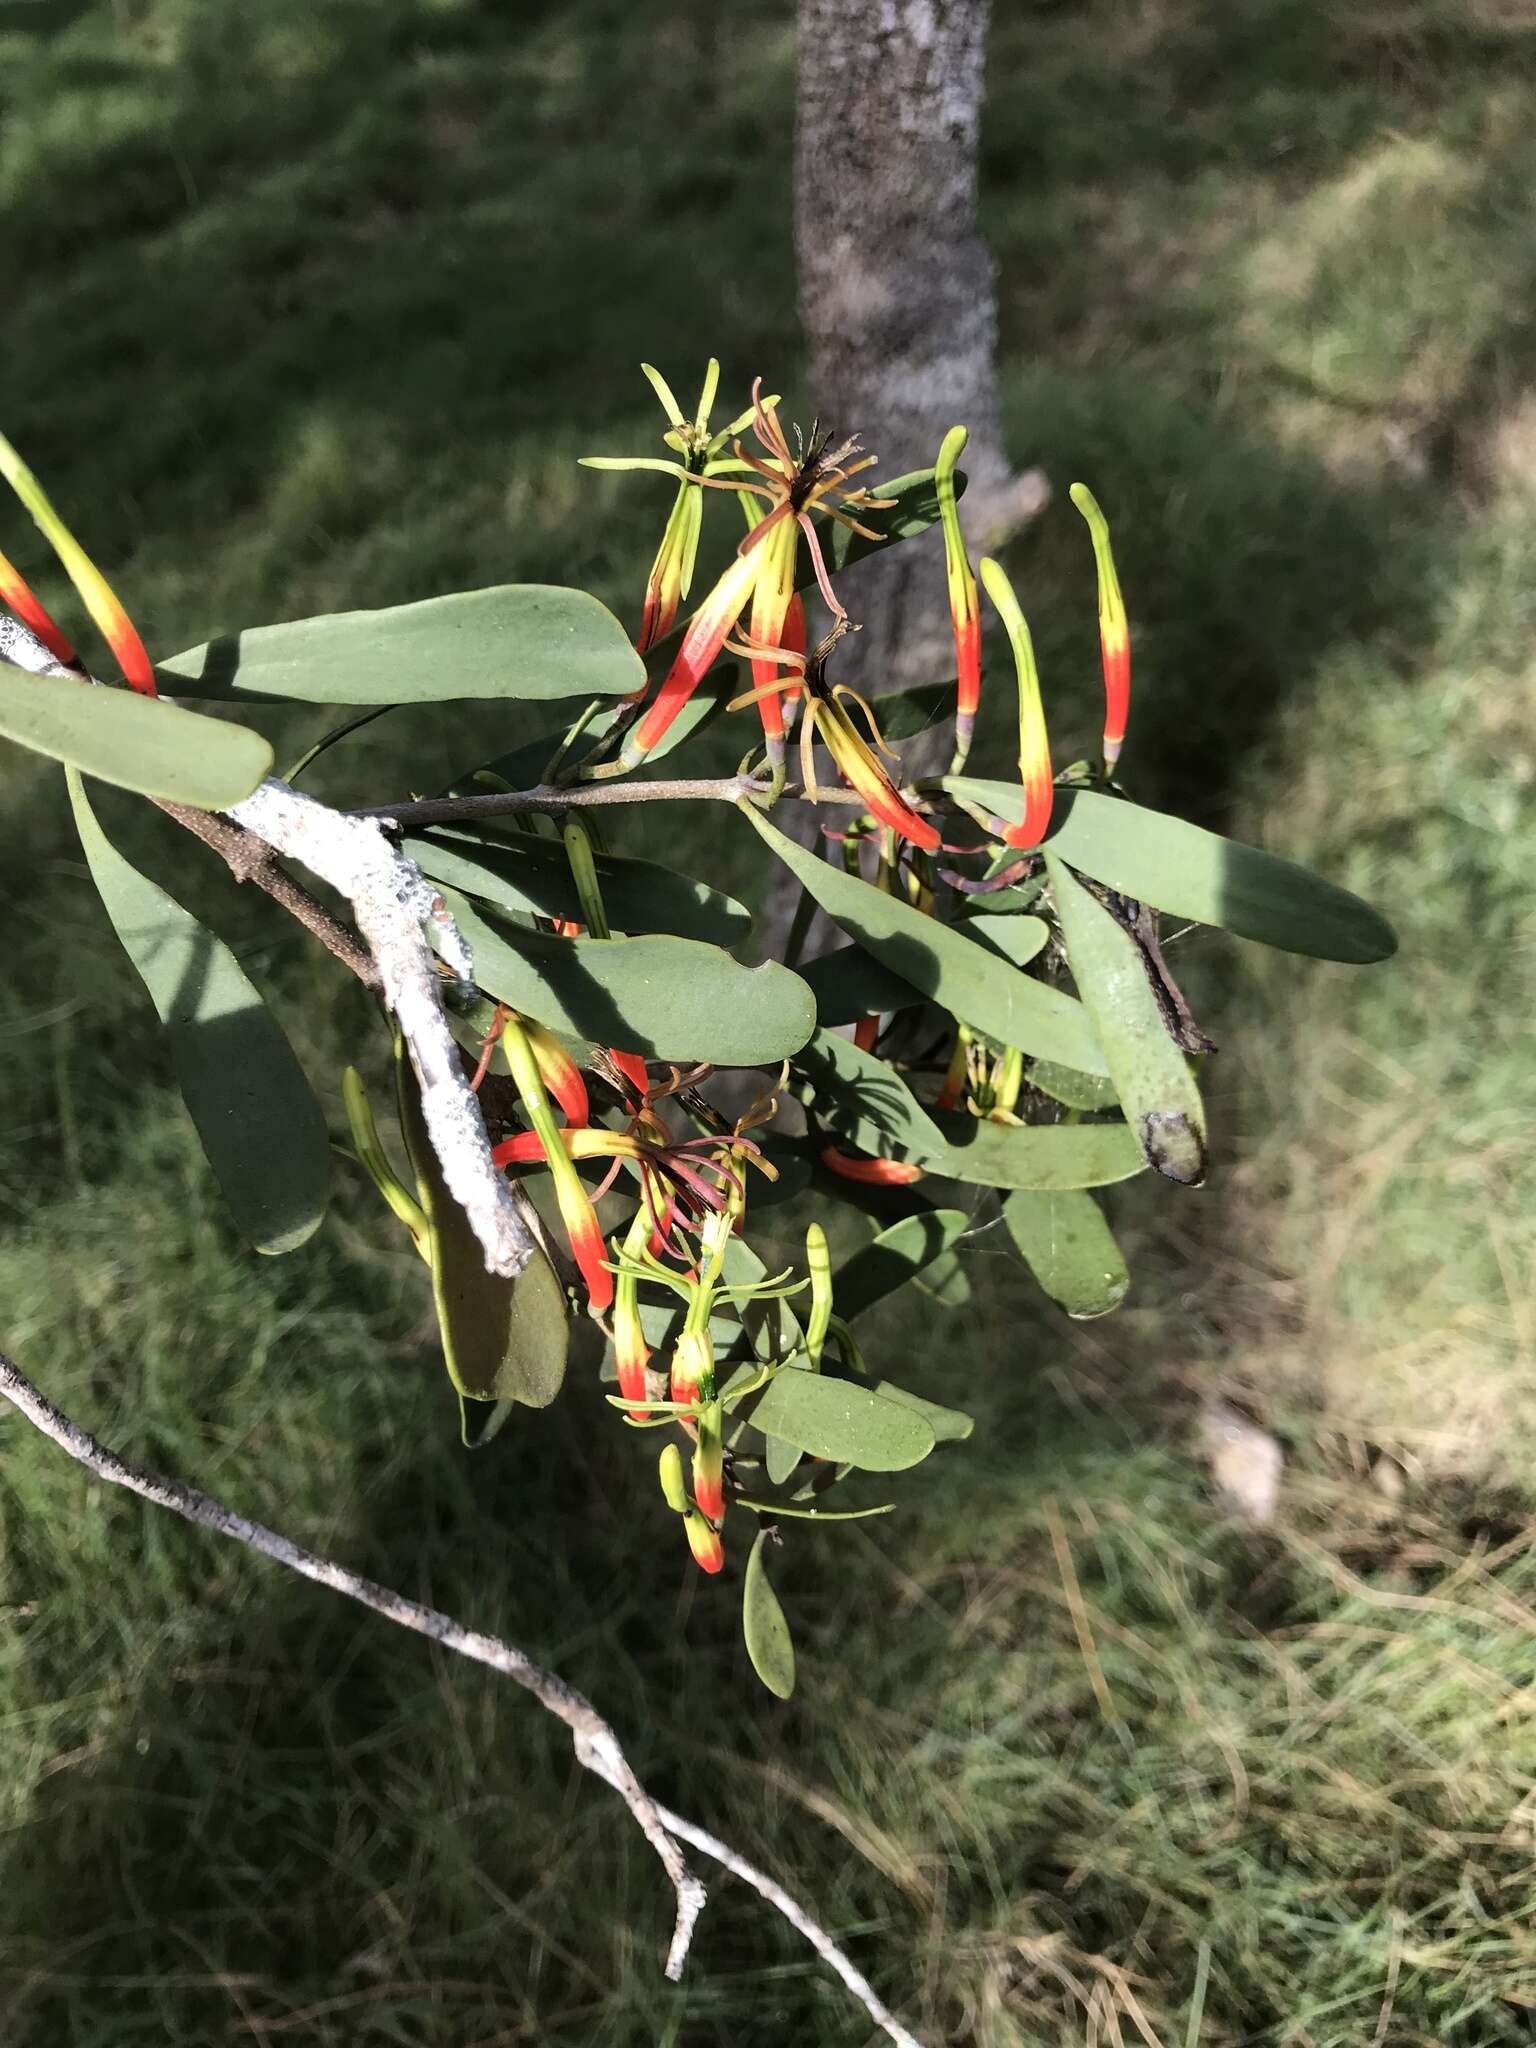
left=795, top=0, right=1045, bottom=697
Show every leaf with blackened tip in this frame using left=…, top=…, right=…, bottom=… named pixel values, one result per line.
left=1045, top=852, right=1208, bottom=1187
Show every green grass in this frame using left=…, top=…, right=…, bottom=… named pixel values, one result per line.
left=4, top=1, right=1536, bottom=2042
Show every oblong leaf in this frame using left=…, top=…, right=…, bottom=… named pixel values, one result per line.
left=404, top=826, right=750, bottom=947
left=948, top=779, right=1396, bottom=964
left=959, top=913, right=1050, bottom=971
left=741, top=804, right=1107, bottom=1073
left=443, top=892, right=815, bottom=1064
left=870, top=1381, right=975, bottom=1442
left=743, top=1533, right=796, bottom=1699
left=395, top=1042, right=569, bottom=1406
left=3, top=670, right=272, bottom=807
left=1004, top=1189, right=1130, bottom=1318
left=798, top=941, right=924, bottom=1026
left=792, top=1028, right=945, bottom=1154
left=1026, top=1059, right=1120, bottom=1112
left=824, top=1103, right=1146, bottom=1191
left=822, top=466, right=954, bottom=575
left=1046, top=853, right=1207, bottom=1185
left=68, top=771, right=328, bottom=1251
left=836, top=1209, right=971, bottom=1321
left=746, top=1372, right=936, bottom=1471
left=157, top=585, right=644, bottom=705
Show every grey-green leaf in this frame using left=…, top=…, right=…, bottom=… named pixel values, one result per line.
left=743, top=1533, right=796, bottom=1699
left=4, top=670, right=272, bottom=807
left=822, top=466, right=954, bottom=575
left=960, top=913, right=1050, bottom=971
left=442, top=891, right=815, bottom=1064
left=1004, top=1189, right=1130, bottom=1318
left=395, top=1044, right=569, bottom=1406
left=405, top=826, right=750, bottom=947
left=157, top=585, right=644, bottom=706
left=747, top=1372, right=935, bottom=1471
left=1026, top=1059, right=1121, bottom=1112
left=1046, top=853, right=1207, bottom=1185
left=68, top=771, right=328, bottom=1252
left=741, top=804, right=1107, bottom=1073
left=947, top=779, right=1396, bottom=964
left=870, top=1381, right=975, bottom=1442
left=836, top=1209, right=971, bottom=1320
left=825, top=1104, right=1146, bottom=1192
left=792, top=1028, right=945, bottom=1155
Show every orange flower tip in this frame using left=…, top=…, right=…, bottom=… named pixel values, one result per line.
left=852, top=1016, right=879, bottom=1053
left=684, top=1512, right=725, bottom=1574
left=819, top=1146, right=923, bottom=1186
left=693, top=1473, right=725, bottom=1523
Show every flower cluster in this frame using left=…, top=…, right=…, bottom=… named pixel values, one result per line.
left=586, top=362, right=1131, bottom=839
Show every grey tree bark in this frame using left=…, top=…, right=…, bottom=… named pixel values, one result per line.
left=795, top=0, right=1046, bottom=696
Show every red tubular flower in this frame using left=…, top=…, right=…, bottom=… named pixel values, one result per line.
left=853, top=1016, right=879, bottom=1054
left=624, top=545, right=762, bottom=763
left=936, top=426, right=981, bottom=770
left=683, top=1509, right=725, bottom=1574
left=978, top=557, right=1053, bottom=850
left=1070, top=483, right=1130, bottom=770
left=0, top=548, right=78, bottom=668
left=491, top=1129, right=645, bottom=1167
left=692, top=1397, right=725, bottom=1522
left=612, top=1209, right=653, bottom=1419
left=498, top=1014, right=614, bottom=1313
left=736, top=489, right=805, bottom=771
left=0, top=432, right=156, bottom=695
left=522, top=1019, right=589, bottom=1127
left=618, top=380, right=892, bottom=769
left=820, top=1145, right=924, bottom=1186
left=809, top=683, right=941, bottom=852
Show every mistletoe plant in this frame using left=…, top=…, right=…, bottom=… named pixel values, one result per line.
left=0, top=369, right=1394, bottom=1699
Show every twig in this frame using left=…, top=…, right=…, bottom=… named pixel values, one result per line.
left=350, top=777, right=896, bottom=833
left=0, top=1350, right=926, bottom=2044
left=350, top=774, right=761, bottom=830
left=154, top=796, right=381, bottom=990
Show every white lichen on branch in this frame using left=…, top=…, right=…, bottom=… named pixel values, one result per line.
left=226, top=779, right=533, bottom=1278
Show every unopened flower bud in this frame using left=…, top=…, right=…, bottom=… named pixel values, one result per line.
left=658, top=1442, right=689, bottom=1514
